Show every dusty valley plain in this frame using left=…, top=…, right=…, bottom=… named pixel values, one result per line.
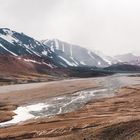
left=0, top=74, right=140, bottom=140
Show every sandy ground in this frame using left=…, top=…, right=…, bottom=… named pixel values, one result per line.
left=0, top=78, right=98, bottom=105
left=0, top=75, right=140, bottom=140
left=0, top=78, right=97, bottom=123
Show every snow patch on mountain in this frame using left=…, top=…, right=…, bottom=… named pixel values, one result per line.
left=87, top=51, right=95, bottom=59
left=0, top=43, right=18, bottom=56
left=2, top=28, right=139, bottom=69
left=54, top=39, right=59, bottom=49
left=23, top=58, right=42, bottom=64
left=42, top=39, right=110, bottom=67
left=80, top=61, right=86, bottom=65
left=42, top=50, right=48, bottom=56
left=59, top=56, right=77, bottom=67
left=0, top=34, right=18, bottom=45
left=98, top=61, right=101, bottom=66
left=94, top=50, right=119, bottom=65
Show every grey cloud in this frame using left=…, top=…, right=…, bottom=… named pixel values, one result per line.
left=0, top=0, right=140, bottom=55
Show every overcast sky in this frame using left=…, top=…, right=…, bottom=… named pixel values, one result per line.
left=0, top=0, right=140, bottom=56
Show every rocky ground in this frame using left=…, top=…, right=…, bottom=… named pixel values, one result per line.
left=0, top=75, right=140, bottom=140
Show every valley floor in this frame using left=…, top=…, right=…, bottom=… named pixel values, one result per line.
left=0, top=74, right=64, bottom=86
left=0, top=74, right=140, bottom=140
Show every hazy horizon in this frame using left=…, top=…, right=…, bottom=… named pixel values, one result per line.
left=1, top=0, right=140, bottom=56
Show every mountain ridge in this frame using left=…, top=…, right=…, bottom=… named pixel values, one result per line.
left=0, top=27, right=140, bottom=78
left=0, top=28, right=111, bottom=68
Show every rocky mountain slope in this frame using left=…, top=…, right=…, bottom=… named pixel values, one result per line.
left=0, top=28, right=113, bottom=83
left=42, top=39, right=110, bottom=67
left=0, top=28, right=111, bottom=70
left=0, top=28, right=140, bottom=78
left=0, top=28, right=66, bottom=69
left=115, top=53, right=140, bottom=65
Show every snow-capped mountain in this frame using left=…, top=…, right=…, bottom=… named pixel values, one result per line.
left=42, top=39, right=110, bottom=67
left=93, top=50, right=119, bottom=65
left=0, top=28, right=55, bottom=68
left=115, top=53, right=140, bottom=63
left=0, top=28, right=78, bottom=68
left=115, top=53, right=140, bottom=65
left=0, top=28, right=140, bottom=73
left=94, top=51, right=140, bottom=66
left=0, top=28, right=111, bottom=68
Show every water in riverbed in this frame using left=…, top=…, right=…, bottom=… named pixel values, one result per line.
left=0, top=88, right=108, bottom=127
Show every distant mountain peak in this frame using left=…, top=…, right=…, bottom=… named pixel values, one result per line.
left=0, top=28, right=110, bottom=69
left=0, top=27, right=140, bottom=70
left=42, top=39, right=110, bottom=67
left=0, top=28, right=14, bottom=35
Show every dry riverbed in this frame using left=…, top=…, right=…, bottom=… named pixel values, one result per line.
left=0, top=78, right=98, bottom=123
left=0, top=74, right=140, bottom=140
